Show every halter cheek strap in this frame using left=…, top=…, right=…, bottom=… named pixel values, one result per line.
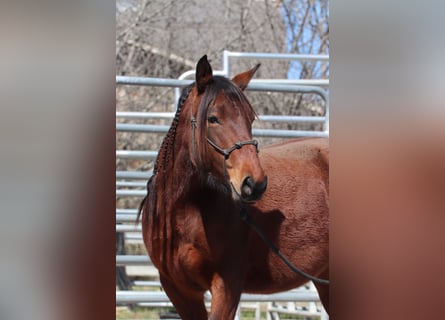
left=190, top=116, right=259, bottom=178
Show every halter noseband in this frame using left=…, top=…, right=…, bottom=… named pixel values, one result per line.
left=206, top=137, right=259, bottom=159
left=190, top=116, right=259, bottom=179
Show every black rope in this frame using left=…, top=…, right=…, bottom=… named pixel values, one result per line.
left=206, top=138, right=259, bottom=158
left=239, top=207, right=329, bottom=285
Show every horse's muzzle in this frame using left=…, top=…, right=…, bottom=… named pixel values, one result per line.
left=241, top=176, right=268, bottom=202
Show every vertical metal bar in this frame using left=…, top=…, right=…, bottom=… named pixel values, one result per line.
left=222, top=50, right=230, bottom=77
left=323, top=92, right=330, bottom=133
left=174, top=87, right=180, bottom=110
left=175, top=70, right=196, bottom=110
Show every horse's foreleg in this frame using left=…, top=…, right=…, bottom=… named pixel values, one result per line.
left=159, top=276, right=208, bottom=320
left=208, top=273, right=242, bottom=320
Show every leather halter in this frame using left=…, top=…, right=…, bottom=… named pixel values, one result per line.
left=206, top=137, right=259, bottom=180
left=191, top=115, right=259, bottom=178
left=206, top=137, right=259, bottom=159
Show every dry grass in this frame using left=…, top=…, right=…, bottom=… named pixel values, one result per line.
left=116, top=306, right=165, bottom=320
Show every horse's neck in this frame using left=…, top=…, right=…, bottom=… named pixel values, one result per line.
left=154, top=127, right=197, bottom=199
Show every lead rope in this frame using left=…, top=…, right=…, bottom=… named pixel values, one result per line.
left=190, top=116, right=229, bottom=179
left=239, top=206, right=330, bottom=285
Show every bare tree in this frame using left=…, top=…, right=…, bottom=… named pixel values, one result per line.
left=280, top=0, right=329, bottom=121
left=116, top=0, right=289, bottom=177
left=116, top=0, right=288, bottom=77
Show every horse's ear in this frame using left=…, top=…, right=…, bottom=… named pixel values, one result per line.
left=231, top=64, right=260, bottom=91
left=196, top=55, right=213, bottom=94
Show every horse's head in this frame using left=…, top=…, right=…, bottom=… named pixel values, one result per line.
left=187, top=55, right=267, bottom=203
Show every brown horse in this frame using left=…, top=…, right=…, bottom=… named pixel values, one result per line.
left=138, top=55, right=329, bottom=319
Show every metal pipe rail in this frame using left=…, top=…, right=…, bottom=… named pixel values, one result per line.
left=116, top=124, right=328, bottom=138
left=116, top=289, right=320, bottom=304
left=133, top=280, right=163, bottom=287
left=116, top=76, right=191, bottom=87
left=117, top=111, right=326, bottom=123
left=117, top=209, right=138, bottom=214
left=116, top=209, right=138, bottom=223
left=117, top=214, right=138, bottom=223
left=222, top=51, right=329, bottom=61
left=252, top=78, right=328, bottom=86
left=116, top=225, right=142, bottom=232
left=116, top=181, right=146, bottom=188
left=116, top=76, right=327, bottom=97
left=116, top=255, right=150, bottom=266
left=116, top=150, right=158, bottom=159
left=116, top=77, right=329, bottom=133
left=116, top=189, right=146, bottom=197
left=116, top=171, right=151, bottom=180
left=116, top=111, right=175, bottom=119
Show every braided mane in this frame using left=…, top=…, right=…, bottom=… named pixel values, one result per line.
left=152, top=83, right=194, bottom=175
left=137, top=84, right=193, bottom=224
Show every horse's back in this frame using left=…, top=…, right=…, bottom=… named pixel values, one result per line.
left=261, top=137, right=328, bottom=164
left=260, top=137, right=329, bottom=185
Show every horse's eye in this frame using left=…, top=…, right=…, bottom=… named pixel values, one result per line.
left=208, top=115, right=219, bottom=124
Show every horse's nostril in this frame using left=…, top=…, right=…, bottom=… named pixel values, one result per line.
left=241, top=176, right=267, bottom=201
left=241, top=177, right=254, bottom=197
left=258, top=176, right=268, bottom=194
